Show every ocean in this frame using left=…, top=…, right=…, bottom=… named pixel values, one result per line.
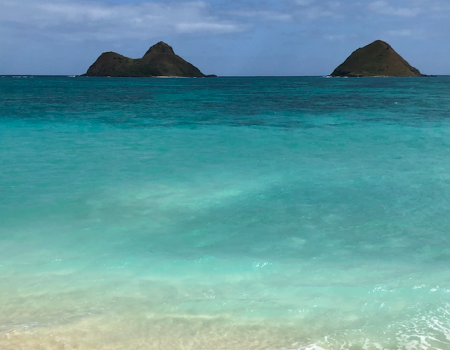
left=1, top=76, right=450, bottom=349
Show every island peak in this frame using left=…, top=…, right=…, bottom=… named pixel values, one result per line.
left=331, top=40, right=423, bottom=77
left=143, top=41, right=175, bottom=57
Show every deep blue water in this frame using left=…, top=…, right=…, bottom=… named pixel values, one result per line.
left=1, top=76, right=450, bottom=349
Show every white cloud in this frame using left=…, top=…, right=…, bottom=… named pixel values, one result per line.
left=368, top=1, right=421, bottom=17
left=1, top=0, right=449, bottom=46
left=0, top=0, right=242, bottom=41
left=293, top=0, right=342, bottom=20
left=301, top=6, right=336, bottom=19
left=324, top=34, right=346, bottom=41
left=227, top=10, right=293, bottom=22
left=296, top=0, right=316, bottom=6
left=385, top=29, right=413, bottom=36
left=176, top=22, right=241, bottom=33
left=225, top=0, right=342, bottom=23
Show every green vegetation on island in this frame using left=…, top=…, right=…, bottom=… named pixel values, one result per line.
left=82, top=41, right=215, bottom=78
left=331, top=40, right=424, bottom=77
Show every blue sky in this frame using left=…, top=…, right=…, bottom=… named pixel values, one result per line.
left=0, top=0, right=449, bottom=75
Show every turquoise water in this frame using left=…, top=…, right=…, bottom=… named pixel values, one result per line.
left=1, top=76, right=450, bottom=349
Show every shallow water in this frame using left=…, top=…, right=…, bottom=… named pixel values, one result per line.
left=1, top=76, right=450, bottom=349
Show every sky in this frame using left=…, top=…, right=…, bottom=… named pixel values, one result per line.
left=0, top=0, right=449, bottom=76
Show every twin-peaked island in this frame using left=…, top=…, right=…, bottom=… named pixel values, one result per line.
left=82, top=40, right=424, bottom=78
left=82, top=41, right=216, bottom=78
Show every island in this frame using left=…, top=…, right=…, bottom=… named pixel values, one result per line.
left=331, top=40, right=424, bottom=77
left=81, top=41, right=216, bottom=78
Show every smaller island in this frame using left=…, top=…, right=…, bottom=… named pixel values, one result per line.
left=331, top=40, right=424, bottom=77
left=82, top=41, right=216, bottom=78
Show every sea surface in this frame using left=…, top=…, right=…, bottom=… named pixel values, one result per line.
left=1, top=76, right=450, bottom=350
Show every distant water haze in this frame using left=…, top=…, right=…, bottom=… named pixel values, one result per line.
left=1, top=76, right=450, bottom=349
